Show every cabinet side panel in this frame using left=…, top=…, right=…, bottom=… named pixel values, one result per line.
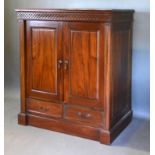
left=110, top=22, right=133, bottom=128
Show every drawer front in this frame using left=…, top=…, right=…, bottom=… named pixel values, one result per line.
left=27, top=99, right=62, bottom=118
left=64, top=106, right=103, bottom=125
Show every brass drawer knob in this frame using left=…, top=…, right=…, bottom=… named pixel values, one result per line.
left=77, top=111, right=82, bottom=116
left=39, top=106, right=49, bottom=112
left=77, top=112, right=91, bottom=119
left=85, top=113, right=91, bottom=118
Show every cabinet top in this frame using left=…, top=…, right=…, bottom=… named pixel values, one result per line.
left=15, top=8, right=134, bottom=22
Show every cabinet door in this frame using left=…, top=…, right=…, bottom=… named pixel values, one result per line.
left=63, top=22, right=105, bottom=108
left=26, top=21, right=63, bottom=102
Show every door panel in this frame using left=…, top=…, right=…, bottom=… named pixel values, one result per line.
left=70, top=31, right=98, bottom=99
left=31, top=28, right=57, bottom=93
left=64, top=23, right=105, bottom=108
left=26, top=21, right=63, bottom=101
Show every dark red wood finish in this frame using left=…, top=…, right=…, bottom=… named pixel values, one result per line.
left=63, top=22, right=105, bottom=109
left=16, top=9, right=134, bottom=144
left=26, top=21, right=63, bottom=102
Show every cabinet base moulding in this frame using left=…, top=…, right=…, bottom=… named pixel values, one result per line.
left=18, top=111, right=132, bottom=144
left=18, top=113, right=28, bottom=125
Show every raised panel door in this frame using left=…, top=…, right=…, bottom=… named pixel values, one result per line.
left=26, top=21, right=63, bottom=102
left=63, top=22, right=105, bottom=108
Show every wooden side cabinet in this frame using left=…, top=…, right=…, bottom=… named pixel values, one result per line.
left=16, top=9, right=134, bottom=144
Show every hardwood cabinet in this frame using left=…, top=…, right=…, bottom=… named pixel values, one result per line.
left=16, top=9, right=134, bottom=144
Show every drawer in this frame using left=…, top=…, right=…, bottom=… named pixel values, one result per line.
left=64, top=106, right=103, bottom=125
left=27, top=99, right=62, bottom=118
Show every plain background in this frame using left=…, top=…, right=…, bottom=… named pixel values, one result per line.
left=4, top=0, right=150, bottom=119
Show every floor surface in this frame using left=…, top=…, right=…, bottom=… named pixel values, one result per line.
left=4, top=89, right=150, bottom=155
